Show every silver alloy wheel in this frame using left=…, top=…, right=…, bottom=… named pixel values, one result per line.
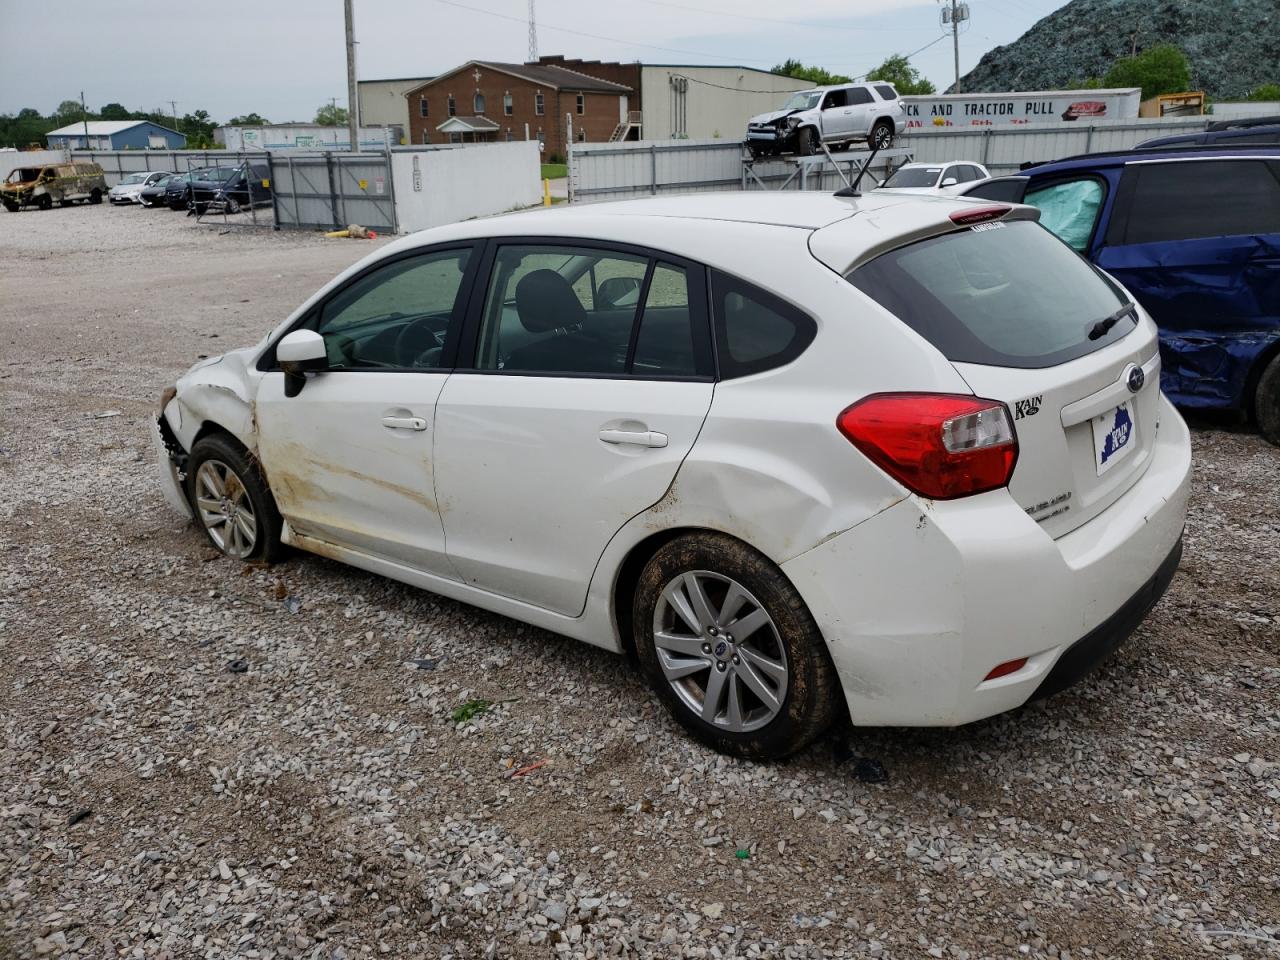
left=194, top=458, right=258, bottom=559
left=873, top=124, right=893, bottom=149
left=652, top=571, right=789, bottom=733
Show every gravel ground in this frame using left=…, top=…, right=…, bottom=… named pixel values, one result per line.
left=2, top=202, right=1279, bottom=960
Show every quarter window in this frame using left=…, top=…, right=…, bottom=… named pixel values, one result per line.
left=1120, top=160, right=1280, bottom=244
left=1024, top=177, right=1105, bottom=252
left=874, top=84, right=897, bottom=100
left=314, top=248, right=472, bottom=370
left=711, top=271, right=816, bottom=379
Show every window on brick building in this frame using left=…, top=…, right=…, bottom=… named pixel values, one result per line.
left=535, top=93, right=544, bottom=115
left=448, top=95, right=456, bottom=117
left=474, top=93, right=486, bottom=113
left=419, top=98, right=428, bottom=118
left=503, top=93, right=513, bottom=116
left=576, top=94, right=584, bottom=115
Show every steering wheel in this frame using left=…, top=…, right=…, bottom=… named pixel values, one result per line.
left=395, top=317, right=447, bottom=368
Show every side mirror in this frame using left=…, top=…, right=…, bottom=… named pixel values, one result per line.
left=940, top=177, right=958, bottom=187
left=596, top=275, right=642, bottom=309
left=277, top=329, right=327, bottom=398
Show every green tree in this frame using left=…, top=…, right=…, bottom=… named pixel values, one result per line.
left=54, top=99, right=89, bottom=125
left=771, top=59, right=851, bottom=86
left=178, top=109, right=217, bottom=147
left=1245, top=83, right=1280, bottom=101
left=0, top=108, right=56, bottom=148
left=99, top=102, right=131, bottom=120
left=228, top=112, right=269, bottom=125
left=865, top=54, right=936, bottom=95
left=314, top=103, right=349, bottom=126
left=1103, top=44, right=1191, bottom=100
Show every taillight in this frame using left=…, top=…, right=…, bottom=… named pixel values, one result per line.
left=836, top=393, right=1018, bottom=499
left=949, top=205, right=1010, bottom=226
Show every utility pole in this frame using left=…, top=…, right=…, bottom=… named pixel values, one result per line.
left=344, top=0, right=359, bottom=152
left=80, top=90, right=90, bottom=151
left=528, top=0, right=538, bottom=62
left=168, top=100, right=179, bottom=128
left=939, top=0, right=970, bottom=92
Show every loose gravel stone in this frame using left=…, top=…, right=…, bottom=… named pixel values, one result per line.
left=2, top=202, right=1279, bottom=959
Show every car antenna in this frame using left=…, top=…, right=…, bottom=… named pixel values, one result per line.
left=834, top=143, right=879, bottom=198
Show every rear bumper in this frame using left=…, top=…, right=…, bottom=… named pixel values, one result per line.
left=781, top=394, right=1191, bottom=727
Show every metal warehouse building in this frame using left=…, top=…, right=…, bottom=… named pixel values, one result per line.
left=46, top=120, right=186, bottom=150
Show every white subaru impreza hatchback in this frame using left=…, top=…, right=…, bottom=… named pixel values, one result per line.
left=155, top=192, right=1190, bottom=759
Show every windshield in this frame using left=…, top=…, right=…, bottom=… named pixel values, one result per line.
left=120, top=172, right=148, bottom=185
left=781, top=91, right=822, bottom=111
left=206, top=167, right=239, bottom=181
left=846, top=220, right=1134, bottom=369
left=883, top=167, right=944, bottom=189
left=6, top=168, right=41, bottom=184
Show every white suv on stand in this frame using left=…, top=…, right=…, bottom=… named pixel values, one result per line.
left=746, top=82, right=905, bottom=158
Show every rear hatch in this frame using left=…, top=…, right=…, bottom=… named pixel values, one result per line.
left=830, top=211, right=1161, bottom=538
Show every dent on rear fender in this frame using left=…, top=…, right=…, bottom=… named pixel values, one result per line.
left=638, top=452, right=904, bottom=565
left=171, top=353, right=258, bottom=453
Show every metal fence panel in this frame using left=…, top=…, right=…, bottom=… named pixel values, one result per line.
left=268, top=152, right=395, bottom=233
left=569, top=118, right=1216, bottom=200
left=68, top=149, right=269, bottom=186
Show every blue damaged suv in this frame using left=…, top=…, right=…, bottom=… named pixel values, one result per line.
left=963, top=147, right=1280, bottom=444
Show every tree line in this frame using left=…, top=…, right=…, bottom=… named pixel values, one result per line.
left=0, top=101, right=351, bottom=150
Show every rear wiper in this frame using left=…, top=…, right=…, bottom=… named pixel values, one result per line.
left=1087, top=302, right=1135, bottom=340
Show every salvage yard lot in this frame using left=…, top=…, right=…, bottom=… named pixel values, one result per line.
left=2, top=203, right=1280, bottom=959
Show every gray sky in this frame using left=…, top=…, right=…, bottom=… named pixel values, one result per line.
left=0, top=0, right=1068, bottom=123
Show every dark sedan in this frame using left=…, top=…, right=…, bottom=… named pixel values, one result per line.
left=138, top=172, right=181, bottom=208
left=189, top=164, right=272, bottom=215
left=163, top=167, right=223, bottom=210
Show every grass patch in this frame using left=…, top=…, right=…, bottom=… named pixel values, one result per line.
left=540, top=163, right=568, bottom=180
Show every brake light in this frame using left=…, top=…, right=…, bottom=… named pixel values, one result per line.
left=836, top=393, right=1018, bottom=499
left=949, top=205, right=1011, bottom=226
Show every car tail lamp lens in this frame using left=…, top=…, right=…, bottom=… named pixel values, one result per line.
left=949, top=205, right=1011, bottom=226
left=836, top=393, right=1018, bottom=499
left=984, top=657, right=1028, bottom=681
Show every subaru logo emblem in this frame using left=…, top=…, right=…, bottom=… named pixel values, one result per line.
left=713, top=640, right=728, bottom=658
left=1125, top=364, right=1145, bottom=394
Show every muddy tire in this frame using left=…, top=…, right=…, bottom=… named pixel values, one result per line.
left=89, top=188, right=103, bottom=204
left=798, top=127, right=820, bottom=156
left=632, top=532, right=840, bottom=760
left=1255, top=351, right=1280, bottom=446
left=1, top=200, right=17, bottom=213
left=186, top=433, right=285, bottom=563
left=37, top=194, right=53, bottom=211
left=870, top=120, right=894, bottom=150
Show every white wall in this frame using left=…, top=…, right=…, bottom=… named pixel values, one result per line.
left=390, top=141, right=541, bottom=234
left=0, top=149, right=66, bottom=181
left=1212, top=101, right=1280, bottom=119
left=640, top=67, right=811, bottom=141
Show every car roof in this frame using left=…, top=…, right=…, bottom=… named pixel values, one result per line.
left=1024, top=145, right=1280, bottom=176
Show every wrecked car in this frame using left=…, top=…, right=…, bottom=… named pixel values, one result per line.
left=157, top=192, right=1190, bottom=759
left=2, top=162, right=106, bottom=211
left=745, top=82, right=904, bottom=158
left=963, top=146, right=1280, bottom=444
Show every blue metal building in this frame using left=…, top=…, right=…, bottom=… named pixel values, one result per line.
left=46, top=120, right=187, bottom=150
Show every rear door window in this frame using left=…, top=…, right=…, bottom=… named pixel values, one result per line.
left=846, top=220, right=1134, bottom=369
left=1023, top=177, right=1105, bottom=252
left=848, top=87, right=874, bottom=105
left=1119, top=159, right=1280, bottom=244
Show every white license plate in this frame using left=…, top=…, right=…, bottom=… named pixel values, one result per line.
left=1091, top=401, right=1136, bottom=475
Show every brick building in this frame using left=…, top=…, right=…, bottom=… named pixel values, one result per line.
left=404, top=61, right=632, bottom=154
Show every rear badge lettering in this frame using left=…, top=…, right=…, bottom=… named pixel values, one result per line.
left=969, top=221, right=1006, bottom=232
left=1014, top=395, right=1042, bottom=419
left=1026, top=491, right=1072, bottom=523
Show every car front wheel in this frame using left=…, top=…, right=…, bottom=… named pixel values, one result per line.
left=186, top=433, right=284, bottom=562
left=632, top=533, right=839, bottom=759
left=798, top=127, right=820, bottom=156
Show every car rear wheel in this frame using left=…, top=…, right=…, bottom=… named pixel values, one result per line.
left=871, top=121, right=894, bottom=150
left=1255, top=351, right=1280, bottom=446
left=186, top=434, right=285, bottom=563
left=632, top=533, right=839, bottom=759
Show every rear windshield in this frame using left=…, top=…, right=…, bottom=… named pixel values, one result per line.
left=847, top=220, right=1135, bottom=368
left=884, top=167, right=942, bottom=188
